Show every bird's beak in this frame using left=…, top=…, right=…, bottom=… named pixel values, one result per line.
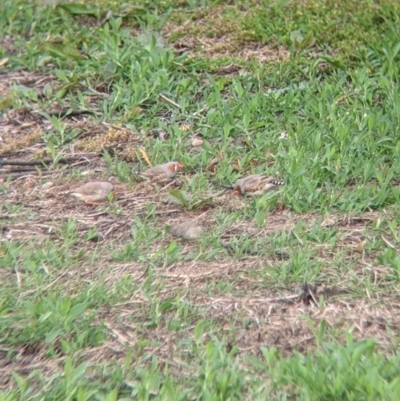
left=177, top=163, right=184, bottom=169
left=233, top=190, right=241, bottom=197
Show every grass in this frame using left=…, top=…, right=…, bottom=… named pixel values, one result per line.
left=2, top=0, right=400, bottom=399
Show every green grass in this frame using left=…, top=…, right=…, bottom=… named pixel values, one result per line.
left=2, top=0, right=400, bottom=399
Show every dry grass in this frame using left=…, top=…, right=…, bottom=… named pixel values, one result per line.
left=162, top=5, right=289, bottom=63
left=3, top=1, right=400, bottom=395
left=2, top=145, right=400, bottom=388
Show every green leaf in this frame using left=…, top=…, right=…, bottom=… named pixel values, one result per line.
left=105, top=388, right=119, bottom=401
left=76, top=389, right=98, bottom=401
left=159, top=298, right=174, bottom=313
left=191, top=190, right=225, bottom=211
left=64, top=357, right=73, bottom=383
left=57, top=3, right=100, bottom=18
left=68, top=303, right=87, bottom=321
left=56, top=83, right=76, bottom=99
left=53, top=69, right=69, bottom=82
left=167, top=240, right=178, bottom=254
left=194, top=320, right=205, bottom=340
left=204, top=248, right=219, bottom=260
left=71, top=362, right=89, bottom=383
left=318, top=55, right=346, bottom=70
left=316, top=319, right=326, bottom=347
left=299, top=31, right=316, bottom=50
left=0, top=96, right=13, bottom=111
left=45, top=328, right=63, bottom=343
left=245, top=355, right=266, bottom=370
left=42, top=82, right=53, bottom=98
left=168, top=320, right=182, bottom=330
left=41, top=42, right=84, bottom=61
left=168, top=189, right=188, bottom=207
left=390, top=376, right=400, bottom=399
left=38, top=311, right=52, bottom=324
left=291, top=29, right=304, bottom=48
left=104, top=62, right=118, bottom=78
left=190, top=196, right=214, bottom=210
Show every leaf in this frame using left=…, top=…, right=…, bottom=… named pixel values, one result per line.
left=138, top=148, right=152, bottom=166
left=168, top=320, right=182, bottom=330
left=194, top=320, right=205, bottom=340
left=386, top=41, right=400, bottom=61
left=243, top=109, right=250, bottom=129
left=318, top=55, right=346, bottom=70
left=291, top=29, right=304, bottom=44
left=159, top=297, right=174, bottom=312
left=190, top=196, right=215, bottom=210
left=0, top=96, right=13, bottom=111
left=168, top=190, right=224, bottom=210
left=68, top=303, right=87, bottom=320
left=316, top=319, right=326, bottom=347
left=71, top=361, right=89, bottom=383
left=116, top=5, right=147, bottom=19
left=104, top=61, right=118, bottom=77
left=11, top=371, right=29, bottom=393
left=168, top=189, right=188, bottom=207
left=125, top=106, right=142, bottom=119
left=245, top=355, right=267, bottom=370
left=42, top=82, right=53, bottom=98
left=41, top=42, right=83, bottom=61
left=204, top=248, right=219, bottom=260
left=273, top=0, right=291, bottom=11
left=105, top=389, right=119, bottom=401
left=167, top=240, right=178, bottom=254
left=53, top=69, right=69, bottom=83
left=38, top=311, right=53, bottom=323
left=299, top=31, right=316, bottom=50
left=56, top=83, right=76, bottom=99
left=57, top=3, right=100, bottom=18
left=45, top=328, right=63, bottom=343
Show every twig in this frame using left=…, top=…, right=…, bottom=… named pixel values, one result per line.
left=207, top=294, right=300, bottom=305
left=32, top=108, right=97, bottom=118
left=3, top=167, right=42, bottom=173
left=101, top=122, right=127, bottom=130
left=159, top=94, right=181, bottom=109
left=14, top=266, right=22, bottom=289
left=0, top=171, right=56, bottom=181
left=1, top=160, right=49, bottom=166
left=220, top=184, right=233, bottom=190
left=18, top=270, right=70, bottom=299
left=193, top=105, right=208, bottom=116
left=162, top=270, right=216, bottom=279
left=160, top=180, right=178, bottom=191
left=292, top=229, right=304, bottom=246
left=0, top=155, right=100, bottom=166
left=103, top=222, right=122, bottom=238
left=154, top=209, right=181, bottom=215
left=104, top=321, right=136, bottom=346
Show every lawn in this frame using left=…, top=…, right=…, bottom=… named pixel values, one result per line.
left=1, top=0, right=400, bottom=399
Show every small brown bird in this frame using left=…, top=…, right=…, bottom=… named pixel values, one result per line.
left=233, top=174, right=284, bottom=196
left=170, top=221, right=203, bottom=240
left=140, top=161, right=183, bottom=183
left=70, top=181, right=114, bottom=205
